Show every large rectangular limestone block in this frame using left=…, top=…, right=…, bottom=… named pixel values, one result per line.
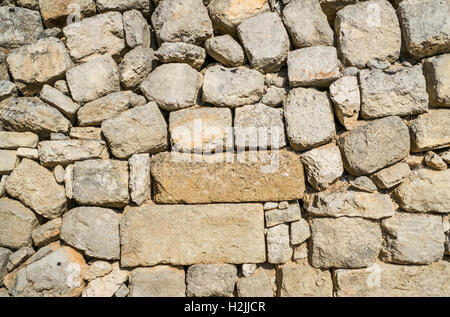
left=120, top=204, right=266, bottom=267
left=151, top=150, right=306, bottom=203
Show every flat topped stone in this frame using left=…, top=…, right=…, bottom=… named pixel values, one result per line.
left=0, top=7, right=44, bottom=48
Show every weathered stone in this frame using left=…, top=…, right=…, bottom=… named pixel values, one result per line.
left=96, top=0, right=150, bottom=13
left=265, top=201, right=302, bottom=227
left=310, top=217, right=382, bottom=268
left=359, top=66, right=428, bottom=119
left=82, top=263, right=128, bottom=297
left=237, top=267, right=274, bottom=297
left=202, top=65, right=265, bottom=108
left=102, top=103, right=168, bottom=159
left=205, top=35, right=246, bottom=67
left=334, top=261, right=450, bottom=296
left=237, top=12, right=289, bottom=73
left=63, top=12, right=125, bottom=62
left=64, top=164, right=74, bottom=199
left=120, top=204, right=265, bottom=267
left=39, top=0, right=96, bottom=27
left=0, top=7, right=44, bottom=48
left=0, top=176, right=7, bottom=198
left=290, top=219, right=310, bottom=245
left=278, top=260, right=333, bottom=297
left=282, top=0, right=334, bottom=48
left=393, top=168, right=450, bottom=214
left=78, top=91, right=146, bottom=127
left=140, top=63, right=203, bottom=111
left=0, top=248, right=11, bottom=286
left=38, top=140, right=108, bottom=167
left=129, top=154, right=151, bottom=206
left=241, top=264, right=257, bottom=278
left=84, top=261, right=112, bottom=282
left=0, top=198, right=37, bottom=250
left=410, top=110, right=450, bottom=152
left=284, top=88, right=336, bottom=151
left=0, top=81, right=18, bottom=101
left=301, top=145, right=344, bottom=191
left=50, top=133, right=70, bottom=141
left=0, top=132, right=38, bottom=150
left=6, top=159, right=66, bottom=219
left=293, top=243, right=308, bottom=261
left=266, top=224, right=292, bottom=264
left=31, top=218, right=61, bottom=248
left=66, top=56, right=121, bottom=104
left=151, top=0, right=213, bottom=45
left=53, top=165, right=65, bottom=184
left=423, top=54, right=450, bottom=107
left=69, top=127, right=102, bottom=141
left=381, top=213, right=445, bottom=265
left=234, top=103, right=285, bottom=149
left=208, top=0, right=270, bottom=36
left=261, top=86, right=287, bottom=107
left=7, top=246, right=35, bottom=272
left=39, top=85, right=80, bottom=121
left=114, top=284, right=129, bottom=297
left=263, top=202, right=278, bottom=211
left=329, top=76, right=361, bottom=130
left=265, top=69, right=288, bottom=88
left=54, top=80, right=69, bottom=96
left=155, top=42, right=206, bottom=70
left=287, top=46, right=340, bottom=87
left=304, top=191, right=395, bottom=219
left=278, top=201, right=289, bottom=210
left=0, top=51, right=8, bottom=81
left=151, top=150, right=306, bottom=203
left=439, top=149, right=450, bottom=164
left=338, top=116, right=410, bottom=176
left=129, top=266, right=186, bottom=297
left=11, top=246, right=86, bottom=297
left=169, top=107, right=232, bottom=153
left=397, top=0, right=450, bottom=58
left=186, top=264, right=237, bottom=297
left=123, top=10, right=151, bottom=49
left=335, top=0, right=401, bottom=67
left=0, top=150, right=17, bottom=175
left=119, top=47, right=155, bottom=90
left=73, top=160, right=130, bottom=208
left=371, top=162, right=411, bottom=189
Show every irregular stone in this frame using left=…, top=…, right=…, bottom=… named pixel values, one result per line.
left=329, top=76, right=361, bottom=129
left=39, top=0, right=96, bottom=27
left=78, top=91, right=146, bottom=127
left=301, top=145, right=344, bottom=191
left=371, top=162, right=411, bottom=189
left=265, top=201, right=301, bottom=228
left=208, top=0, right=270, bottom=36
left=120, top=46, right=155, bottom=90
left=0, top=50, right=8, bottom=81
left=39, top=85, right=80, bottom=121
left=120, top=204, right=265, bottom=267
left=234, top=103, right=285, bottom=149
left=334, top=261, right=450, bottom=296
left=278, top=201, right=289, bottom=210
left=304, top=191, right=396, bottom=219
left=102, top=103, right=168, bottom=159
left=63, top=12, right=125, bottom=62
left=69, top=127, right=102, bottom=141
left=82, top=263, right=128, bottom=297
left=290, top=219, right=310, bottom=245
left=53, top=165, right=65, bottom=184
left=0, top=81, right=18, bottom=101
left=31, top=218, right=61, bottom=248
left=186, top=264, right=236, bottom=297
left=84, top=261, right=112, bottom=281
left=0, top=176, right=6, bottom=198
left=293, top=243, right=308, bottom=261
left=151, top=0, right=213, bottom=45
left=129, top=154, right=151, bottom=206
left=96, top=0, right=150, bottom=14
left=278, top=260, right=333, bottom=297
left=263, top=202, right=278, bottom=211
left=123, top=10, right=151, bottom=49
left=237, top=12, right=289, bottom=73
left=397, top=0, right=450, bottom=58
left=424, top=151, right=447, bottom=170
left=423, top=54, right=450, bottom=107
left=140, top=63, right=203, bottom=111
left=335, top=0, right=401, bottom=67
left=64, top=164, right=74, bottom=199
left=155, top=42, right=206, bottom=70
left=287, top=46, right=340, bottom=87
left=114, top=284, right=129, bottom=297
left=72, top=160, right=130, bottom=208
left=7, top=246, right=35, bottom=272
left=261, top=86, right=287, bottom=107
left=350, top=176, right=377, bottom=193
left=54, top=80, right=69, bottom=95
left=6, top=159, right=66, bottom=219
left=129, top=266, right=186, bottom=297
left=0, top=150, right=17, bottom=175
left=237, top=267, right=274, bottom=297
left=265, top=69, right=288, bottom=88
left=410, top=110, right=450, bottom=152
left=11, top=246, right=86, bottom=297
left=310, top=217, right=382, bottom=268
left=393, top=168, right=450, bottom=214
left=241, top=264, right=256, bottom=278
left=440, top=149, right=450, bottom=164
left=151, top=150, right=306, bottom=203
left=169, top=107, right=232, bottom=153
left=50, top=133, right=69, bottom=141
left=66, top=56, right=120, bottom=104
left=202, top=65, right=265, bottom=108
left=0, top=132, right=38, bottom=149
left=0, top=198, right=37, bottom=250
left=205, top=35, right=246, bottom=67
left=0, top=7, right=44, bottom=48
left=266, top=224, right=292, bottom=264
left=284, top=88, right=336, bottom=151
left=381, top=213, right=444, bottom=265
left=282, top=0, right=334, bottom=48
left=38, top=140, right=108, bottom=167
left=338, top=116, right=410, bottom=175
left=0, top=248, right=11, bottom=286
left=0, top=97, right=70, bottom=136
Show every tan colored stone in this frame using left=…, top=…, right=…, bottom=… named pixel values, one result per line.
left=129, top=266, right=186, bottom=297
left=371, top=162, right=411, bottom=189
left=39, top=0, right=96, bottom=27
left=410, top=110, right=450, bottom=152
left=31, top=218, right=62, bottom=247
left=0, top=132, right=38, bottom=149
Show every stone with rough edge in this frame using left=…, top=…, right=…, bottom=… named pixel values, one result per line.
left=186, top=264, right=237, bottom=297
left=155, top=42, right=206, bottom=70
left=0, top=248, right=12, bottom=286
left=265, top=201, right=302, bottom=228
left=129, top=154, right=151, bottom=206
left=424, top=151, right=447, bottom=170
left=129, top=266, right=186, bottom=297
left=84, top=261, right=112, bottom=282
left=69, top=127, right=102, bottom=141
left=266, top=224, right=292, bottom=264
left=0, top=150, right=17, bottom=175
left=123, top=10, right=151, bottom=49
left=423, top=54, right=450, bottom=107
left=119, top=47, right=155, bottom=90
left=0, top=132, right=38, bottom=149
left=290, top=219, right=310, bottom=246
left=82, top=262, right=129, bottom=297
left=31, top=218, right=62, bottom=248
left=39, top=0, right=96, bottom=27
left=409, top=110, right=450, bottom=152
left=371, top=162, right=411, bottom=189
left=329, top=76, right=360, bottom=130
left=237, top=267, right=274, bottom=297
left=0, top=7, right=44, bottom=48
left=204, top=35, right=246, bottom=67
left=40, top=85, right=80, bottom=121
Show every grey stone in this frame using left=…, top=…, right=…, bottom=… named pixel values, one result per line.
left=0, top=81, right=18, bottom=101
left=31, top=218, right=62, bottom=248
left=129, top=266, right=186, bottom=297
left=0, top=132, right=38, bottom=149
left=241, top=264, right=257, bottom=278
left=329, top=76, right=361, bottom=130
left=186, top=264, right=237, bottom=297
left=261, top=86, right=287, bottom=107
left=293, top=243, right=308, bottom=261
left=237, top=267, right=274, bottom=297
left=129, top=153, right=151, bottom=206
left=54, top=80, right=69, bottom=95
left=266, top=224, right=292, bottom=264
left=410, top=110, right=450, bottom=152
left=123, top=10, right=151, bottom=49
left=0, top=7, right=44, bottom=48
left=265, top=69, right=288, bottom=88
left=96, top=0, right=151, bottom=14
left=155, top=42, right=206, bottom=70
left=371, top=162, right=411, bottom=189
left=0, top=247, right=12, bottom=286
left=265, top=201, right=302, bottom=227
left=205, top=35, right=246, bottom=67
left=423, top=54, right=450, bottom=107
left=114, top=284, right=129, bottom=297
left=290, top=219, right=310, bottom=245
left=119, top=47, right=155, bottom=90
left=7, top=246, right=34, bottom=272
left=263, top=202, right=278, bottom=211
left=39, top=85, right=80, bottom=121
left=0, top=150, right=17, bottom=175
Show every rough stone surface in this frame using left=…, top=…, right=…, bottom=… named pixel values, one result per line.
left=329, top=76, right=360, bottom=130
left=290, top=219, right=310, bottom=246
left=119, top=47, right=155, bottom=90
left=129, top=153, right=151, bottom=206
left=155, top=42, right=206, bottom=70
left=0, top=150, right=17, bottom=175
left=424, top=151, right=447, bottom=170
left=205, top=35, right=246, bottom=67
left=237, top=267, right=274, bottom=297
left=0, top=81, right=18, bottom=101
left=266, top=224, right=292, bottom=264
left=82, top=262, right=128, bottom=297
left=123, top=10, right=151, bottom=49
left=129, top=266, right=186, bottom=297
left=409, top=110, right=450, bottom=152
left=0, top=132, right=38, bottom=149
left=0, top=247, right=12, bottom=286
left=69, top=127, right=102, bottom=141
left=186, top=264, right=237, bottom=297
left=40, top=85, right=79, bottom=121
left=7, top=246, right=35, bottom=271
left=265, top=201, right=302, bottom=228
left=39, top=0, right=96, bottom=27
left=0, top=7, right=44, bottom=48
left=261, top=86, right=287, bottom=107
left=423, top=54, right=450, bottom=107
left=96, top=0, right=150, bottom=13
left=371, top=162, right=411, bottom=188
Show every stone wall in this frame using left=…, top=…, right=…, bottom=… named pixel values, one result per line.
left=0, top=0, right=449, bottom=297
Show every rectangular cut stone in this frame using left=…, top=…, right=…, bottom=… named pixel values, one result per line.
left=120, top=204, right=266, bottom=267
left=151, top=150, right=306, bottom=203
left=0, top=132, right=38, bottom=149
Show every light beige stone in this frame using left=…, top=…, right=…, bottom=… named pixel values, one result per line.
left=31, top=218, right=62, bottom=247
left=186, top=264, right=237, bottom=297
left=0, top=132, right=38, bottom=149
left=129, top=154, right=151, bottom=206
left=82, top=263, right=128, bottom=297
left=129, top=266, right=186, bottom=297
left=265, top=201, right=302, bottom=228
left=371, top=162, right=411, bottom=189
left=410, top=110, right=450, bottom=152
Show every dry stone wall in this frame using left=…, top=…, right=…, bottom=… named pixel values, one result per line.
left=0, top=0, right=449, bottom=297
